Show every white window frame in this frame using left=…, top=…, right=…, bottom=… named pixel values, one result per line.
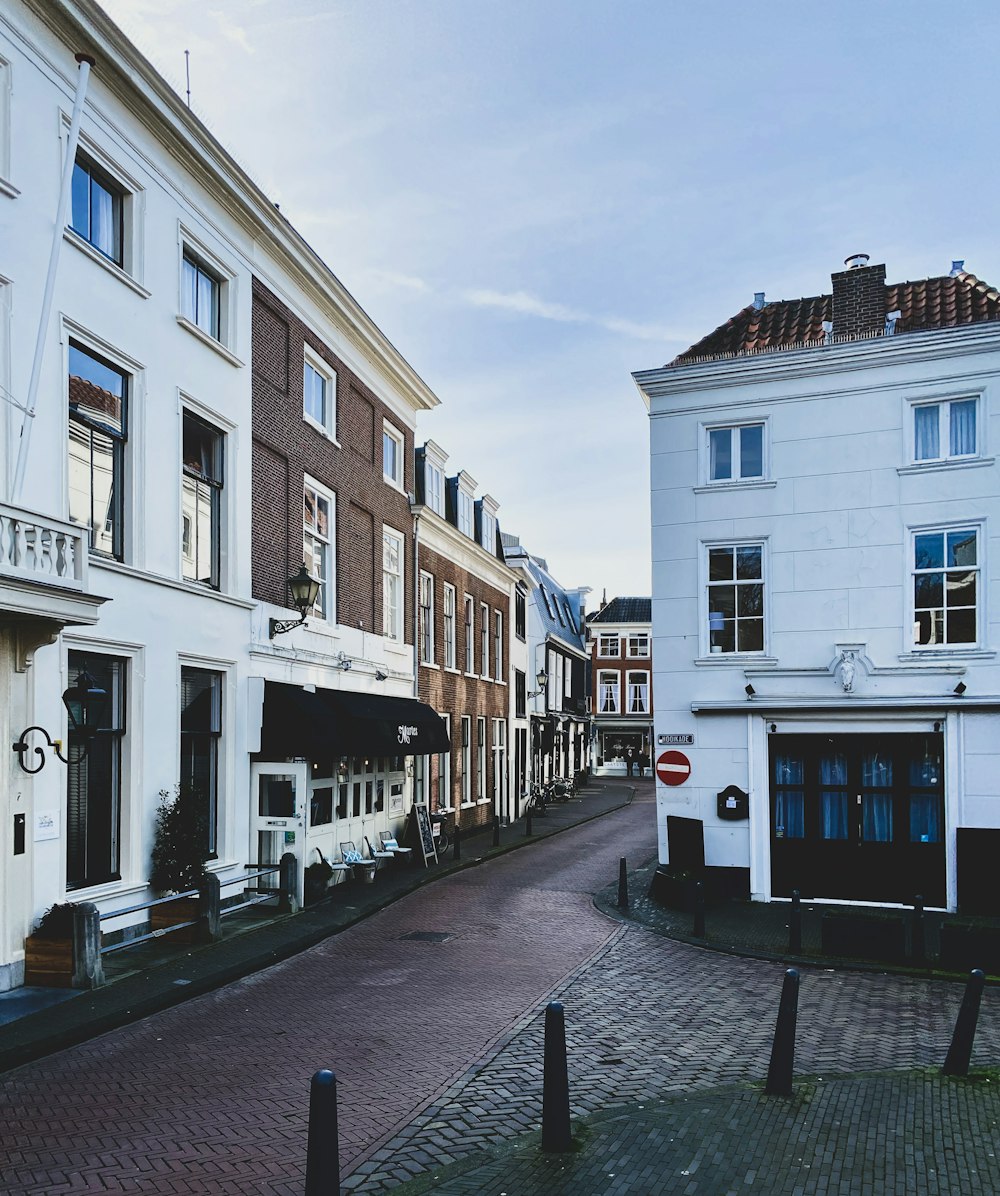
left=476, top=716, right=486, bottom=801
left=480, top=601, right=490, bottom=676
left=461, top=715, right=472, bottom=805
left=180, top=403, right=226, bottom=591
left=910, top=396, right=980, bottom=465
left=437, top=712, right=452, bottom=810
left=383, top=421, right=404, bottom=489
left=303, top=345, right=337, bottom=440
left=0, top=56, right=12, bottom=197
left=443, top=583, right=457, bottom=669
left=480, top=509, right=496, bottom=552
left=492, top=719, right=505, bottom=807
left=382, top=526, right=404, bottom=642
left=464, top=595, right=475, bottom=673
left=704, top=540, right=766, bottom=656
left=494, top=609, right=503, bottom=681
left=419, top=570, right=435, bottom=664
left=627, top=671, right=649, bottom=714
left=598, top=670, right=620, bottom=714
left=627, top=634, right=650, bottom=657
left=910, top=523, right=981, bottom=650
left=426, top=460, right=444, bottom=515
left=598, top=634, right=619, bottom=658
left=458, top=490, right=474, bottom=538
left=177, top=227, right=238, bottom=359
left=303, top=475, right=335, bottom=622
left=705, top=421, right=766, bottom=484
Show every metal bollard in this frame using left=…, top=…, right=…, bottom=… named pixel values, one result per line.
left=765, top=968, right=800, bottom=1096
left=943, top=969, right=986, bottom=1077
left=788, top=889, right=802, bottom=955
left=911, top=895, right=925, bottom=966
left=617, top=857, right=629, bottom=911
left=541, top=1001, right=572, bottom=1152
left=492, top=815, right=501, bottom=847
left=693, top=881, right=705, bottom=939
left=525, top=808, right=533, bottom=836
left=305, top=1069, right=340, bottom=1195
left=453, top=822, right=462, bottom=862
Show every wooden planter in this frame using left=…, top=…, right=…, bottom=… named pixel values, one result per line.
left=150, top=896, right=201, bottom=944
left=24, top=935, right=74, bottom=988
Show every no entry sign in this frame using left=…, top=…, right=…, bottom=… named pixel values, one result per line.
left=656, top=749, right=691, bottom=787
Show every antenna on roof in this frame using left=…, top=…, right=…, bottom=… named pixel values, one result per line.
left=184, top=49, right=191, bottom=108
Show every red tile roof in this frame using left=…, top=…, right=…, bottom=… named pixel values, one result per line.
left=673, top=270, right=1000, bottom=365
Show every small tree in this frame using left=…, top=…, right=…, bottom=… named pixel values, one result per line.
left=150, top=784, right=210, bottom=894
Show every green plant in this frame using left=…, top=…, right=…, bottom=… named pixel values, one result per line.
left=33, top=903, right=77, bottom=940
left=150, top=784, right=210, bottom=894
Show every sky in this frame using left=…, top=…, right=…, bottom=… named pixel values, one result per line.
left=100, top=0, right=1000, bottom=609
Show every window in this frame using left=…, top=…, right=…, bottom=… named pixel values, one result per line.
left=707, top=544, right=764, bottom=654
left=304, top=480, right=334, bottom=620
left=443, top=584, right=456, bottom=668
left=182, top=411, right=223, bottom=588
left=383, top=423, right=404, bottom=487
left=627, top=634, right=650, bottom=657
left=68, top=340, right=128, bottom=559
left=477, top=717, right=486, bottom=800
left=464, top=596, right=475, bottom=672
left=494, top=610, right=503, bottom=680
left=461, top=716, right=471, bottom=804
left=436, top=713, right=451, bottom=810
left=913, top=399, right=977, bottom=463
left=492, top=720, right=506, bottom=807
left=181, top=249, right=221, bottom=340
left=599, top=670, right=620, bottom=714
left=71, top=154, right=123, bottom=265
left=627, top=671, right=649, bottom=714
left=563, top=603, right=576, bottom=633
left=515, top=588, right=526, bottom=640
left=0, top=56, right=11, bottom=189
left=382, top=528, right=404, bottom=641
left=515, top=670, right=526, bottom=718
left=458, top=490, right=474, bottom=538
left=913, top=528, right=978, bottom=647
left=540, top=586, right=554, bottom=619
left=426, top=460, right=444, bottom=515
left=480, top=508, right=496, bottom=552
left=708, top=423, right=764, bottom=482
left=598, top=634, right=619, bottom=657
left=481, top=602, right=490, bottom=675
left=66, top=652, right=125, bottom=890
left=419, top=571, right=435, bottom=664
left=304, top=349, right=336, bottom=438
left=180, top=667, right=223, bottom=855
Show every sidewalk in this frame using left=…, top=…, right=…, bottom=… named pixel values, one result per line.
left=0, top=779, right=637, bottom=1075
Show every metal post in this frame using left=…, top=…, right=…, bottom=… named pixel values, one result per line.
left=943, top=969, right=986, bottom=1077
left=492, top=815, right=500, bottom=847
left=788, top=889, right=802, bottom=954
left=911, top=895, right=925, bottom=966
left=617, top=857, right=629, bottom=911
left=279, top=852, right=299, bottom=915
left=197, top=872, right=221, bottom=943
left=765, top=968, right=800, bottom=1096
left=305, top=1069, right=340, bottom=1195
left=693, top=881, right=705, bottom=939
left=541, top=1001, right=572, bottom=1152
left=453, top=821, right=461, bottom=862
left=525, top=808, right=533, bottom=836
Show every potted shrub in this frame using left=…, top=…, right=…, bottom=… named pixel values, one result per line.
left=149, top=784, right=210, bottom=942
left=24, top=903, right=77, bottom=987
left=304, top=854, right=334, bottom=904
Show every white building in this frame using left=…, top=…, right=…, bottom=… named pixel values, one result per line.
left=635, top=256, right=1000, bottom=912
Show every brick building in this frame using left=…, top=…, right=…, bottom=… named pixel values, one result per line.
left=586, top=597, right=653, bottom=775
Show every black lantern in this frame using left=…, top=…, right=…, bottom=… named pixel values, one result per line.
left=528, top=669, right=548, bottom=698
left=13, top=667, right=109, bottom=774
left=270, top=563, right=322, bottom=638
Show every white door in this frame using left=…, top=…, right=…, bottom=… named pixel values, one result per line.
left=251, top=761, right=307, bottom=908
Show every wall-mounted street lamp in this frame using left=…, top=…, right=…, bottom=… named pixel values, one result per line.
left=527, top=669, right=548, bottom=698
left=269, top=563, right=322, bottom=639
left=12, top=667, right=109, bottom=774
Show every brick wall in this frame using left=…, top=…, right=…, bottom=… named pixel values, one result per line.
left=590, top=639, right=654, bottom=717
left=831, top=261, right=887, bottom=338
left=251, top=277, right=414, bottom=637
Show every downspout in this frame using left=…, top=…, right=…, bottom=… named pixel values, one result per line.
left=411, top=498, right=421, bottom=698
left=11, top=53, right=96, bottom=504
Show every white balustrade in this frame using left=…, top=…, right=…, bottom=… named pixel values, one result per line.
left=0, top=503, right=86, bottom=590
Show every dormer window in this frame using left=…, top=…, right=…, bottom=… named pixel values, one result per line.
left=458, top=490, right=473, bottom=537
left=426, top=460, right=444, bottom=515
left=480, top=509, right=495, bottom=551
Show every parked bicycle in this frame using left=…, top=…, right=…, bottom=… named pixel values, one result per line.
left=429, top=810, right=453, bottom=854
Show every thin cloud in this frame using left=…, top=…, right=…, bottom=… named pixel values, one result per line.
left=462, top=287, right=681, bottom=343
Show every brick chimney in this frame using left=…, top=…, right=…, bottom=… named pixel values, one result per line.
left=831, top=254, right=887, bottom=337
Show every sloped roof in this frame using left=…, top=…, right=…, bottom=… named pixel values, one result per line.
left=673, top=270, right=1000, bottom=365
left=588, top=597, right=651, bottom=624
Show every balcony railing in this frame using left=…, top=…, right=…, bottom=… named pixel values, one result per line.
left=0, top=503, right=87, bottom=591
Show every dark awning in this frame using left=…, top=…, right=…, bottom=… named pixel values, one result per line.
left=260, top=682, right=450, bottom=760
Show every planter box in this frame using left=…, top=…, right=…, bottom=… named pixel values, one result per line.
left=23, top=935, right=74, bottom=988
left=649, top=869, right=698, bottom=913
left=939, top=924, right=1000, bottom=976
left=820, top=913, right=906, bottom=963
left=150, top=896, right=201, bottom=944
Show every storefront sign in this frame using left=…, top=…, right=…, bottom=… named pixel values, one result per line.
left=397, top=724, right=419, bottom=745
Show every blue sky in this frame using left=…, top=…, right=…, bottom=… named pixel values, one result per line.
left=102, top=0, right=1000, bottom=605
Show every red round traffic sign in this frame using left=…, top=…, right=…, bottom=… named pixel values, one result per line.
left=656, top=750, right=691, bottom=786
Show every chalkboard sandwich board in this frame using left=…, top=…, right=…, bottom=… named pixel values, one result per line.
left=407, top=803, right=438, bottom=868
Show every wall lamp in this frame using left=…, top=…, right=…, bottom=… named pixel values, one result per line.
left=527, top=669, right=549, bottom=698
left=745, top=683, right=756, bottom=698
left=374, top=669, right=388, bottom=682
left=954, top=681, right=967, bottom=696
left=13, top=667, right=109, bottom=774
left=269, top=564, right=322, bottom=638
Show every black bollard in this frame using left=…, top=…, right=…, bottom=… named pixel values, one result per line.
left=305, top=1069, right=340, bottom=1195
left=693, top=881, right=705, bottom=939
left=943, top=969, right=986, bottom=1077
left=617, top=857, right=629, bottom=911
left=541, top=1001, right=572, bottom=1152
left=911, top=895, right=925, bottom=966
left=492, top=815, right=501, bottom=847
left=525, top=808, right=533, bottom=836
left=765, top=968, right=800, bottom=1096
left=788, top=889, right=802, bottom=954
left=453, top=821, right=462, bottom=862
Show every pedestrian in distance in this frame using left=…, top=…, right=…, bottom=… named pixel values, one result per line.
left=638, top=751, right=648, bottom=778
left=625, top=746, right=636, bottom=777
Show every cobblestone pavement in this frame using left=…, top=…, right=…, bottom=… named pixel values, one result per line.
left=346, top=920, right=1000, bottom=1191
left=0, top=790, right=653, bottom=1195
